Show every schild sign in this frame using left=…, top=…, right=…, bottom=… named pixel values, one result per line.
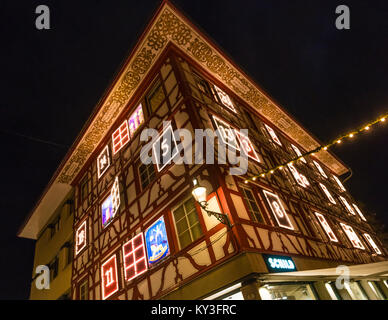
left=263, top=254, right=297, bottom=273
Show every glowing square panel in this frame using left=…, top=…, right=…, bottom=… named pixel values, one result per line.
left=264, top=124, right=282, bottom=146
left=111, top=176, right=120, bottom=216
left=288, top=163, right=309, bottom=188
left=122, top=233, right=148, bottom=281
left=152, top=124, right=179, bottom=172
left=333, top=175, right=346, bottom=192
left=340, top=223, right=365, bottom=250
left=234, top=130, right=260, bottom=163
left=313, top=160, right=328, bottom=178
left=213, top=115, right=239, bottom=151
left=101, top=195, right=114, bottom=228
left=315, top=212, right=338, bottom=242
left=97, top=145, right=110, bottom=179
left=145, top=216, right=170, bottom=266
left=213, top=84, right=237, bottom=113
left=291, top=144, right=306, bottom=163
left=319, top=183, right=336, bottom=204
left=353, top=203, right=367, bottom=221
left=75, top=220, right=87, bottom=255
left=263, top=190, right=294, bottom=230
left=363, top=233, right=382, bottom=255
left=101, top=254, right=119, bottom=300
left=339, top=196, right=356, bottom=215
left=112, top=120, right=130, bottom=155
left=128, top=104, right=144, bottom=138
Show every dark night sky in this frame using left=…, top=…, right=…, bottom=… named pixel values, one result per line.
left=1, top=0, right=387, bottom=299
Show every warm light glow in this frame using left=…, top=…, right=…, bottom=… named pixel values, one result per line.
left=192, top=186, right=207, bottom=203
left=363, top=233, right=382, bottom=255
left=323, top=147, right=328, bottom=150
left=352, top=203, right=367, bottom=221
left=261, top=173, right=265, bottom=177
left=252, top=177, right=257, bottom=181
left=349, top=133, right=354, bottom=138
left=333, top=175, right=346, bottom=192
left=128, top=103, right=145, bottom=137
left=234, top=130, right=261, bottom=163
left=319, top=183, right=336, bottom=204
left=213, top=85, right=237, bottom=113
left=213, top=115, right=239, bottom=151
left=313, top=160, right=328, bottom=179
left=337, top=140, right=341, bottom=144
left=381, top=117, right=386, bottom=122
left=364, top=126, right=370, bottom=131
left=265, top=124, right=282, bottom=146
left=315, top=212, right=338, bottom=242
left=291, top=144, right=306, bottom=163
left=340, top=223, right=365, bottom=250
left=244, top=180, right=248, bottom=184
left=270, top=170, right=274, bottom=174
left=111, top=176, right=121, bottom=216
left=288, top=163, right=309, bottom=188
left=263, top=190, right=294, bottom=230
left=339, top=196, right=356, bottom=215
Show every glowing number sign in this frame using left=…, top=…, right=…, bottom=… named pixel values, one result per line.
left=102, top=195, right=114, bottom=228
left=291, top=144, right=306, bottom=163
left=75, top=220, right=87, bottom=255
left=111, top=177, right=120, bottom=216
left=213, top=85, right=237, bottom=113
left=264, top=124, right=282, bottom=146
left=101, top=254, right=119, bottom=300
left=234, top=130, right=260, bottom=162
left=213, top=116, right=239, bottom=151
left=353, top=204, right=367, bottom=221
left=263, top=254, right=296, bottom=273
left=315, top=212, right=338, bottom=242
left=112, top=120, right=130, bottom=155
left=97, top=145, right=110, bottom=179
left=333, top=175, right=346, bottom=192
left=122, top=233, right=148, bottom=281
left=263, top=190, right=294, bottom=230
left=340, top=223, right=365, bottom=250
left=152, top=125, right=179, bottom=172
left=288, top=163, right=309, bottom=188
left=319, top=183, right=336, bottom=204
left=128, top=104, right=144, bottom=138
left=363, top=233, right=382, bottom=255
left=145, top=216, right=170, bottom=266
left=313, top=160, right=328, bottom=178
left=339, top=196, right=356, bottom=216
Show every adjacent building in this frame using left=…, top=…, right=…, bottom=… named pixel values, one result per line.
left=18, top=1, right=388, bottom=300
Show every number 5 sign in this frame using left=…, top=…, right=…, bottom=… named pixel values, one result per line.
left=152, top=124, right=179, bottom=172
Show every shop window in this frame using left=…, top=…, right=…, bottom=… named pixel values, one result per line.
left=325, top=282, right=340, bottom=300
left=79, top=279, right=88, bottom=300
left=139, top=162, right=156, bottom=189
left=172, top=197, right=203, bottom=249
left=259, top=283, right=317, bottom=300
left=368, top=281, right=386, bottom=300
left=146, top=80, right=165, bottom=115
left=345, top=281, right=368, bottom=300
left=240, top=187, right=264, bottom=223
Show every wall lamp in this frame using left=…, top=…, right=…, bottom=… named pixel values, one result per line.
left=191, top=178, right=232, bottom=228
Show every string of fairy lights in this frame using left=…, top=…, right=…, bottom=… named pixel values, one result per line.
left=244, top=112, right=388, bottom=184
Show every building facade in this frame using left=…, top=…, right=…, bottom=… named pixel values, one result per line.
left=19, top=2, right=387, bottom=300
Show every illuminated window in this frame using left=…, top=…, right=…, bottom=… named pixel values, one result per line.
left=128, top=104, right=145, bottom=138
left=79, top=279, right=88, bottom=300
left=101, top=195, right=114, bottom=228
left=101, top=254, right=119, bottom=300
left=339, top=196, right=356, bottom=215
left=291, top=144, right=306, bottom=163
left=264, top=124, right=282, bottom=146
left=263, top=190, right=294, bottom=230
left=313, top=160, right=328, bottom=178
left=340, top=223, right=365, bottom=250
left=111, top=177, right=120, bottom=216
left=146, top=80, right=165, bottom=115
left=288, top=163, right=309, bottom=188
left=122, top=234, right=148, bottom=281
left=234, top=130, right=261, bottom=163
left=145, top=216, right=170, bottom=265
left=241, top=187, right=264, bottom=223
left=319, top=183, right=336, bottom=204
left=353, top=204, right=367, bottom=221
left=152, top=124, right=179, bottom=172
left=363, top=233, right=382, bottom=255
left=75, top=220, right=87, bottom=256
left=172, top=197, right=203, bottom=249
left=112, top=120, right=130, bottom=155
left=97, top=145, right=110, bottom=179
left=139, top=162, right=156, bottom=189
left=193, top=73, right=211, bottom=96
left=213, top=84, right=237, bottom=113
left=333, top=175, right=346, bottom=192
left=213, top=115, right=239, bottom=151
left=314, top=212, right=338, bottom=242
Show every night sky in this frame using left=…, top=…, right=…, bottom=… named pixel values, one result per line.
left=1, top=0, right=387, bottom=299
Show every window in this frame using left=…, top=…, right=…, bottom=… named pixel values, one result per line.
left=319, top=183, right=336, bottom=204
left=262, top=190, right=294, bottom=230
left=234, top=131, right=261, bottom=163
left=291, top=144, right=306, bottom=163
left=146, top=80, right=165, bottom=115
left=313, top=160, right=328, bottom=178
left=128, top=103, right=145, bottom=138
left=193, top=73, right=211, bottom=96
left=66, top=242, right=73, bottom=266
left=339, top=196, right=356, bottom=216
left=340, top=223, right=365, bottom=250
left=50, top=256, right=59, bottom=281
left=112, top=120, right=130, bottom=155
left=173, top=197, right=203, bottom=249
left=353, top=203, right=367, bottom=221
left=264, top=124, right=282, bottom=146
left=101, top=254, right=119, bottom=300
left=80, top=176, right=89, bottom=201
left=75, top=220, right=87, bottom=255
left=139, top=162, right=156, bottom=189
left=363, top=233, right=382, bottom=255
left=212, top=84, right=237, bottom=113
left=97, top=145, right=111, bottom=179
left=212, top=115, right=239, bottom=150
left=241, top=187, right=264, bottom=223
left=333, top=175, right=346, bottom=192
left=314, top=212, right=338, bottom=242
left=287, top=163, right=309, bottom=188
left=122, top=234, right=147, bottom=281
left=79, top=279, right=88, bottom=300
left=50, top=216, right=60, bottom=238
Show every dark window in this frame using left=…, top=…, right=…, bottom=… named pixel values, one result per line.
left=50, top=216, right=60, bottom=238
left=241, top=187, right=264, bottom=223
left=193, top=73, right=211, bottom=96
left=79, top=279, right=88, bottom=300
left=139, top=163, right=156, bottom=189
left=173, top=197, right=203, bottom=249
left=50, top=256, right=59, bottom=281
left=80, top=176, right=89, bottom=201
left=146, top=80, right=165, bottom=115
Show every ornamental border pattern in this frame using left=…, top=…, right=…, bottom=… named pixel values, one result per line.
left=57, top=5, right=346, bottom=184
